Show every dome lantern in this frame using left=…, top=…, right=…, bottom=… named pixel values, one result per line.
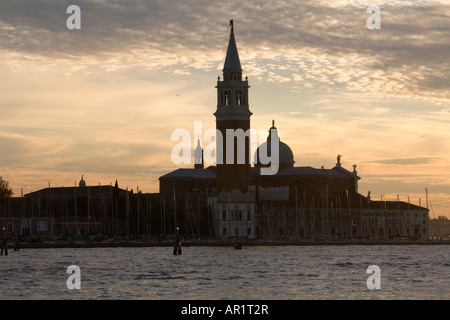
left=79, top=175, right=86, bottom=187
left=254, top=121, right=294, bottom=171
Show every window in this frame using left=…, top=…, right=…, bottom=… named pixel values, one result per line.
left=236, top=91, right=246, bottom=105
left=222, top=211, right=226, bottom=221
left=222, top=91, right=230, bottom=106
left=36, top=220, right=48, bottom=232
left=223, top=227, right=227, bottom=236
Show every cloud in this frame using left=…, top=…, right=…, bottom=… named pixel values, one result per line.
left=0, top=132, right=71, bottom=164
left=0, top=0, right=448, bottom=103
left=367, top=157, right=441, bottom=165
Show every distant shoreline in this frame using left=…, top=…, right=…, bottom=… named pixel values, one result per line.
left=11, top=239, right=450, bottom=249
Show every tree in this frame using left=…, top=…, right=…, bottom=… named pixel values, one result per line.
left=0, top=177, right=13, bottom=199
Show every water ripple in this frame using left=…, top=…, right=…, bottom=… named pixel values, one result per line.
left=0, top=245, right=448, bottom=299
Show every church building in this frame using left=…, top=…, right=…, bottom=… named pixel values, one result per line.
left=159, top=20, right=429, bottom=241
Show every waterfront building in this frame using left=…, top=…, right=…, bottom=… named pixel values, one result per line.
left=0, top=21, right=429, bottom=242
left=158, top=21, right=429, bottom=241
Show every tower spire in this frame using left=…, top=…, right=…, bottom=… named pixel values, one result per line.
left=194, top=136, right=204, bottom=169
left=223, top=20, right=242, bottom=73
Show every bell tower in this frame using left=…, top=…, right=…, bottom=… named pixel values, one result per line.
left=214, top=20, right=252, bottom=193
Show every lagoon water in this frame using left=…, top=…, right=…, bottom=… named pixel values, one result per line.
left=0, top=245, right=448, bottom=300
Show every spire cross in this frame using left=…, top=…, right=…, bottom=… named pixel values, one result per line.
left=230, top=19, right=234, bottom=35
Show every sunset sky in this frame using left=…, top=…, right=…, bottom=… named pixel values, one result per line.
left=0, top=0, right=449, bottom=218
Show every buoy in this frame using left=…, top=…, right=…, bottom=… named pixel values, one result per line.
left=173, top=241, right=182, bottom=255
left=1, top=238, right=8, bottom=256
left=173, top=227, right=182, bottom=255
left=234, top=237, right=242, bottom=250
left=13, top=236, right=20, bottom=252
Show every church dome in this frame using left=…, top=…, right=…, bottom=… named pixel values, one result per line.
left=254, top=121, right=294, bottom=171
left=79, top=175, right=86, bottom=187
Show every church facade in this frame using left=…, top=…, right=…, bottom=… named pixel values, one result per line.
left=159, top=21, right=429, bottom=241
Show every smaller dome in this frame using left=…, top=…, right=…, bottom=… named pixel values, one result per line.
left=254, top=121, right=294, bottom=171
left=79, top=175, right=86, bottom=187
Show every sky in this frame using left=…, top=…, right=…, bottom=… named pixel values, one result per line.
left=0, top=0, right=449, bottom=218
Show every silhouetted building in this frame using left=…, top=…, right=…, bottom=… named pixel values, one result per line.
left=159, top=21, right=429, bottom=240
left=214, top=20, right=252, bottom=193
left=0, top=177, right=168, bottom=241
left=0, top=22, right=429, bottom=242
